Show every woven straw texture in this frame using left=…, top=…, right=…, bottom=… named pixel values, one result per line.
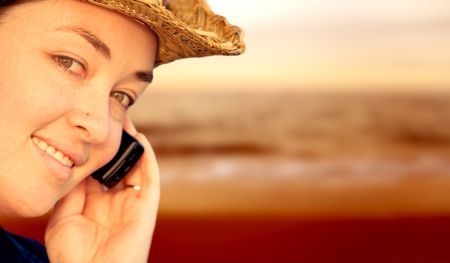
left=86, top=0, right=245, bottom=66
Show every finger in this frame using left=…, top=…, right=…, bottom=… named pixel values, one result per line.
left=122, top=157, right=143, bottom=189
left=134, top=133, right=160, bottom=201
left=117, top=167, right=143, bottom=195
left=107, top=177, right=130, bottom=193
left=47, top=181, right=86, bottom=228
left=85, top=176, right=106, bottom=195
left=123, top=114, right=138, bottom=135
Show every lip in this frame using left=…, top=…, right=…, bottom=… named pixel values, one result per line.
left=31, top=135, right=84, bottom=167
left=31, top=137, right=72, bottom=181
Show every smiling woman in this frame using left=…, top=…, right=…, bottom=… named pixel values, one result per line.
left=0, top=0, right=244, bottom=262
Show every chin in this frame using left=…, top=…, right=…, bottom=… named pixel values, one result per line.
left=18, top=204, right=53, bottom=218
left=1, top=193, right=56, bottom=218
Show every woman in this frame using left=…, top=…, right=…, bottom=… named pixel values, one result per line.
left=0, top=0, right=244, bottom=261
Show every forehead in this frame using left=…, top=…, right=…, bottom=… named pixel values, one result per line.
left=1, top=0, right=157, bottom=64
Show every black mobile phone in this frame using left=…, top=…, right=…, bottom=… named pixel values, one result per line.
left=91, top=130, right=144, bottom=188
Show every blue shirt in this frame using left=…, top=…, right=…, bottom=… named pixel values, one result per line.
left=0, top=227, right=49, bottom=263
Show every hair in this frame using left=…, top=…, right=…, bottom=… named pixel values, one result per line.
left=0, top=0, right=19, bottom=9
left=0, top=0, right=25, bottom=20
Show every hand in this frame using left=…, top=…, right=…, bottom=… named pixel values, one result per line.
left=45, top=116, right=160, bottom=263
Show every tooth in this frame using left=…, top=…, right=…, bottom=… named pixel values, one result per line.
left=45, top=146, right=56, bottom=155
left=54, top=151, right=64, bottom=161
left=33, top=137, right=74, bottom=167
left=62, top=156, right=69, bottom=166
left=64, top=158, right=73, bottom=168
left=38, top=140, right=48, bottom=150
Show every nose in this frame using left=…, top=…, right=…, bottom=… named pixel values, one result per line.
left=67, top=88, right=110, bottom=145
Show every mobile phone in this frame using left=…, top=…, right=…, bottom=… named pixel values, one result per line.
left=91, top=130, right=144, bottom=188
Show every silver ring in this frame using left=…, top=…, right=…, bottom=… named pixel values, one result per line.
left=125, top=184, right=141, bottom=191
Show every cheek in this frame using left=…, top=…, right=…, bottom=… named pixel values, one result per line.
left=0, top=25, right=64, bottom=120
left=85, top=123, right=123, bottom=172
left=0, top=83, right=70, bottom=134
left=62, top=122, right=123, bottom=193
left=105, top=124, right=124, bottom=159
left=0, top=55, right=72, bottom=131
left=110, top=101, right=127, bottom=123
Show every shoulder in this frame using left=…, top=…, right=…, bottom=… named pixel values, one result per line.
left=0, top=227, right=49, bottom=263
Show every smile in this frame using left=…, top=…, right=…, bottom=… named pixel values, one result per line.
left=31, top=136, right=74, bottom=168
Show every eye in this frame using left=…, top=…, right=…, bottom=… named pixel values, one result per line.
left=53, top=55, right=86, bottom=78
left=110, top=91, right=135, bottom=109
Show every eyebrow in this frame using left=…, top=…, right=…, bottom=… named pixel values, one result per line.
left=56, top=25, right=154, bottom=84
left=56, top=25, right=111, bottom=60
left=136, top=71, right=154, bottom=83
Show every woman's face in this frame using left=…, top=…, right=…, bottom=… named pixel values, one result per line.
left=0, top=0, right=158, bottom=216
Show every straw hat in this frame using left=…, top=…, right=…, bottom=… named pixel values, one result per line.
left=85, top=0, right=245, bottom=66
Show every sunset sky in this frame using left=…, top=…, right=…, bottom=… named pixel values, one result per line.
left=151, top=0, right=450, bottom=92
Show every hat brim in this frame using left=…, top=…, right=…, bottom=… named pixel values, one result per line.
left=86, top=0, right=245, bottom=67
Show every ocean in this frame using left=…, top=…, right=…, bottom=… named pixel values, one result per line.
left=130, top=89, right=450, bottom=218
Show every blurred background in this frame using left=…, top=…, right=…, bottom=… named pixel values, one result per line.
left=4, top=0, right=450, bottom=262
